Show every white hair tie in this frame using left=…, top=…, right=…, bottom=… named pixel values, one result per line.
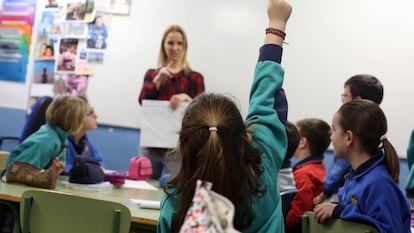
left=209, top=127, right=218, bottom=132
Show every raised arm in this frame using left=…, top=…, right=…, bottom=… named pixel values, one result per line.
left=265, top=0, right=292, bottom=46
left=246, top=0, right=292, bottom=164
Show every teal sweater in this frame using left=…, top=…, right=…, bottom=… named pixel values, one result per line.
left=405, top=129, right=414, bottom=193
left=157, top=44, right=287, bottom=233
left=6, top=123, right=68, bottom=170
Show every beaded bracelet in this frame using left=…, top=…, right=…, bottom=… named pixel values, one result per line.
left=265, top=28, right=286, bottom=40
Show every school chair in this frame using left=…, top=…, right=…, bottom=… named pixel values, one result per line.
left=0, top=96, right=52, bottom=150
left=302, top=211, right=379, bottom=233
left=0, top=151, right=20, bottom=233
left=0, top=151, right=9, bottom=170
left=20, top=189, right=131, bottom=233
left=280, top=188, right=298, bottom=219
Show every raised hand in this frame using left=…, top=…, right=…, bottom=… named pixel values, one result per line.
left=267, top=0, right=292, bottom=29
left=265, top=0, right=292, bottom=45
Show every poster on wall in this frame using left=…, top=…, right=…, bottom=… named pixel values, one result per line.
left=65, top=0, right=95, bottom=22
left=64, top=74, right=89, bottom=95
left=76, top=48, right=95, bottom=75
left=0, top=0, right=36, bottom=82
left=33, top=60, right=55, bottom=84
left=86, top=13, right=111, bottom=49
left=95, top=0, right=131, bottom=15
left=56, top=38, right=78, bottom=72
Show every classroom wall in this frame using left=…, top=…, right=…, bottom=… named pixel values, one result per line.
left=1, top=0, right=414, bottom=156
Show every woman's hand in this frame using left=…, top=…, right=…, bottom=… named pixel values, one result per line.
left=313, top=203, right=337, bottom=224
left=153, top=62, right=174, bottom=89
left=170, top=93, right=192, bottom=110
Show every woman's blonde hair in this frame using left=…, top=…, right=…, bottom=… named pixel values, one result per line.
left=46, top=95, right=88, bottom=134
left=158, top=25, right=191, bottom=72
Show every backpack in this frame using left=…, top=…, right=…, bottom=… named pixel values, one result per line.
left=128, top=156, right=152, bottom=180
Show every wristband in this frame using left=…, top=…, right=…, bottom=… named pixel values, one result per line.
left=265, top=28, right=286, bottom=40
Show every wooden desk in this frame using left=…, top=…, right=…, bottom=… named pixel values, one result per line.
left=0, top=178, right=163, bottom=232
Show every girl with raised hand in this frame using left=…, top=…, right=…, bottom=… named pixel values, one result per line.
left=157, top=0, right=292, bottom=232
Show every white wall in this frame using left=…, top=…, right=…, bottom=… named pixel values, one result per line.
left=1, top=0, right=414, bottom=156
left=283, top=0, right=414, bottom=157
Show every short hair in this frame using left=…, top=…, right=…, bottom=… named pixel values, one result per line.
left=296, top=118, right=331, bottom=156
left=46, top=95, right=88, bottom=134
left=344, top=74, right=384, bottom=104
left=158, top=25, right=191, bottom=72
left=285, top=121, right=300, bottom=160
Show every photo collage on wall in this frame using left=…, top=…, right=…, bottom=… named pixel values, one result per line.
left=30, top=0, right=131, bottom=100
left=0, top=0, right=36, bottom=82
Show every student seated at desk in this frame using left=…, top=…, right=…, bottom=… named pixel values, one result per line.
left=285, top=118, right=331, bottom=233
left=314, top=74, right=384, bottom=205
left=313, top=100, right=411, bottom=233
left=278, top=121, right=300, bottom=191
left=1, top=95, right=88, bottom=232
left=64, top=96, right=105, bottom=174
left=6, top=95, right=88, bottom=174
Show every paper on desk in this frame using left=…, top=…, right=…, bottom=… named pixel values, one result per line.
left=123, top=179, right=158, bottom=190
left=60, top=181, right=113, bottom=191
left=130, top=199, right=160, bottom=209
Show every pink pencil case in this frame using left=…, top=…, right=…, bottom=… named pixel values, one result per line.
left=104, top=171, right=127, bottom=188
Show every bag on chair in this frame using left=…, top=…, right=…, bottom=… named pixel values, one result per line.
left=5, top=161, right=59, bottom=189
left=128, top=156, right=152, bottom=180
left=69, top=156, right=105, bottom=184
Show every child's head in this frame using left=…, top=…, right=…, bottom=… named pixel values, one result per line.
left=285, top=121, right=300, bottom=160
left=78, top=96, right=98, bottom=133
left=296, top=118, right=331, bottom=156
left=46, top=95, right=88, bottom=135
left=342, top=74, right=383, bottom=104
left=332, top=99, right=399, bottom=182
left=169, top=93, right=262, bottom=231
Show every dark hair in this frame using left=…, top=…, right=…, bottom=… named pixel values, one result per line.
left=296, top=118, right=331, bottom=156
left=165, top=93, right=264, bottom=232
left=337, top=100, right=399, bottom=182
left=344, top=74, right=384, bottom=104
left=285, top=121, right=300, bottom=160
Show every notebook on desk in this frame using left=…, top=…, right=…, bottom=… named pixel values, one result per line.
left=60, top=180, right=113, bottom=191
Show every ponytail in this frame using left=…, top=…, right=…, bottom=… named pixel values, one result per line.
left=382, top=139, right=400, bottom=183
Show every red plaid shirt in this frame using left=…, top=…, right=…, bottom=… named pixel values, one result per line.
left=138, top=69, right=205, bottom=104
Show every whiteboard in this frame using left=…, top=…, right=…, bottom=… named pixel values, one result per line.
left=1, top=0, right=414, bottom=157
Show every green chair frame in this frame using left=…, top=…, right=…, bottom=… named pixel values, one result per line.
left=20, top=189, right=131, bottom=233
left=302, top=211, right=379, bottom=233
